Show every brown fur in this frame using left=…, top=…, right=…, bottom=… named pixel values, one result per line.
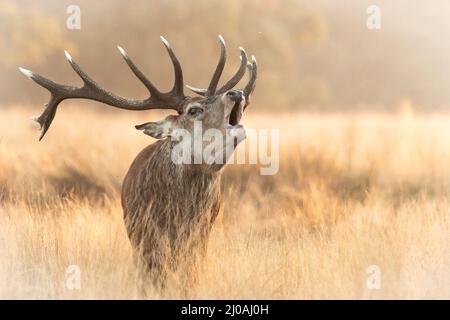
left=120, top=91, right=247, bottom=290
left=121, top=138, right=221, bottom=287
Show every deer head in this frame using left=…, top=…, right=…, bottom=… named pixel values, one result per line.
left=19, top=36, right=257, bottom=166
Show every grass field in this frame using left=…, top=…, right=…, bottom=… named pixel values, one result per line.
left=0, top=104, right=449, bottom=299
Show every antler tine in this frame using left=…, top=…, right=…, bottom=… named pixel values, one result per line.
left=187, top=41, right=248, bottom=97
left=160, top=36, right=184, bottom=97
left=62, top=50, right=181, bottom=110
left=117, top=46, right=163, bottom=99
left=185, top=84, right=207, bottom=96
left=216, top=47, right=247, bottom=95
left=63, top=50, right=97, bottom=88
left=206, top=35, right=226, bottom=96
left=243, top=56, right=258, bottom=110
left=19, top=38, right=189, bottom=141
left=19, top=66, right=77, bottom=141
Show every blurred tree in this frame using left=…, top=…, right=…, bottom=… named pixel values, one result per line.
left=0, top=0, right=75, bottom=67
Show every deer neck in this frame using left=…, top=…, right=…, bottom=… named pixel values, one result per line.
left=150, top=140, right=222, bottom=198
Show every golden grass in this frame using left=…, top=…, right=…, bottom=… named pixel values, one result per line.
left=0, top=104, right=449, bottom=299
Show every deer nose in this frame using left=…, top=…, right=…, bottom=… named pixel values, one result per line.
left=226, top=90, right=243, bottom=102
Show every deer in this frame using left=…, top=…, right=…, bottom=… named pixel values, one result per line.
left=19, top=35, right=257, bottom=290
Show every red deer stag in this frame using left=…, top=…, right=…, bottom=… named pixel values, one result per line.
left=19, top=35, right=257, bottom=288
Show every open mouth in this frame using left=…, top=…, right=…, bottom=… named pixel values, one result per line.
left=228, top=99, right=243, bottom=126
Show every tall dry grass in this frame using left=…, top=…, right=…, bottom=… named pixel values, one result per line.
left=0, top=104, right=449, bottom=299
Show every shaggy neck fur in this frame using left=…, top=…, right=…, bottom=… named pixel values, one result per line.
left=121, top=139, right=221, bottom=283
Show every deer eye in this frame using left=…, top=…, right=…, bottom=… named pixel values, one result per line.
left=187, top=106, right=204, bottom=117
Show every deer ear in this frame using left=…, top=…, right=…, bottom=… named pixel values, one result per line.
left=135, top=116, right=176, bottom=139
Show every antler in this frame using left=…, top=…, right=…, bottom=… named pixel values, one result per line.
left=19, top=36, right=187, bottom=141
left=243, top=56, right=258, bottom=110
left=186, top=35, right=257, bottom=104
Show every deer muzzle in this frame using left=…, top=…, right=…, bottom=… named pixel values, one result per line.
left=226, top=90, right=245, bottom=125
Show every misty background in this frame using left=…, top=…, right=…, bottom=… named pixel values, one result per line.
left=1, top=0, right=450, bottom=112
